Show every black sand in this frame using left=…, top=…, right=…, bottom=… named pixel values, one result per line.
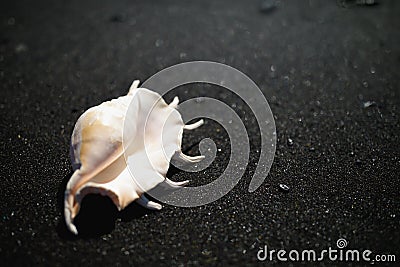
left=0, top=0, right=399, bottom=265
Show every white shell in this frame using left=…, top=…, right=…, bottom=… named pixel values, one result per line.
left=64, top=80, right=204, bottom=234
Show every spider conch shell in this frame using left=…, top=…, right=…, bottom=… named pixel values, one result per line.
left=64, top=80, right=204, bottom=234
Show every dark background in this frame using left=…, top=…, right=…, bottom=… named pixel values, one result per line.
left=0, top=0, right=399, bottom=266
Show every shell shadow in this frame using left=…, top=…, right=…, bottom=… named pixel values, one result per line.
left=56, top=171, right=154, bottom=239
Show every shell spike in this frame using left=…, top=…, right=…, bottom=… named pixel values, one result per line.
left=178, top=152, right=205, bottom=163
left=166, top=178, right=190, bottom=187
left=128, top=80, right=141, bottom=95
left=136, top=194, right=162, bottom=210
left=169, top=96, right=179, bottom=108
left=184, top=119, right=204, bottom=130
left=64, top=189, right=78, bottom=235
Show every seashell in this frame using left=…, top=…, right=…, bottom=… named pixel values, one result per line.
left=64, top=80, right=204, bottom=234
